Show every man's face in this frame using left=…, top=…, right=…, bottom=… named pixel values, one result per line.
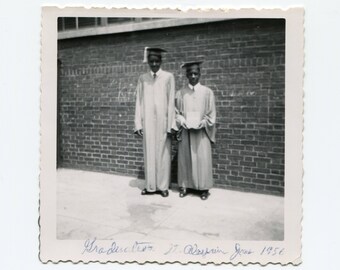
left=186, top=66, right=201, bottom=86
left=148, top=55, right=162, bottom=73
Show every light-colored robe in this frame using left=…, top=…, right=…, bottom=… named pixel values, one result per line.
left=175, top=83, right=216, bottom=190
left=134, top=69, right=175, bottom=192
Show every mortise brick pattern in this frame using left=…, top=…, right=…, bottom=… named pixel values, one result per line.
left=57, top=19, right=285, bottom=196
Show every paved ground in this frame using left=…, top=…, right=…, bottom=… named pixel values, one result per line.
left=57, top=169, right=284, bottom=241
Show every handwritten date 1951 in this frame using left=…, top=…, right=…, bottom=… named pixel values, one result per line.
left=260, top=246, right=285, bottom=256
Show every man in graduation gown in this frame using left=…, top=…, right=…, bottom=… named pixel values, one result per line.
left=175, top=61, right=216, bottom=200
left=134, top=47, right=175, bottom=197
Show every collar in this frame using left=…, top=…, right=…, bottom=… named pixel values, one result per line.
left=188, top=82, right=201, bottom=90
left=150, top=69, right=162, bottom=77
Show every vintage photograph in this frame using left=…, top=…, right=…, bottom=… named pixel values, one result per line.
left=40, top=7, right=303, bottom=264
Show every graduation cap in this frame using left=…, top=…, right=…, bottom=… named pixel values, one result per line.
left=180, top=61, right=204, bottom=69
left=143, top=47, right=167, bottom=63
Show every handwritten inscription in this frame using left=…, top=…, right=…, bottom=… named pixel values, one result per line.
left=183, top=244, right=228, bottom=257
left=163, top=243, right=227, bottom=257
left=82, top=238, right=154, bottom=255
left=179, top=243, right=284, bottom=260
left=229, top=243, right=254, bottom=260
left=260, top=246, right=285, bottom=256
left=81, top=239, right=284, bottom=261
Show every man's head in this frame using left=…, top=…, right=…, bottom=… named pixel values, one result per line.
left=144, top=47, right=166, bottom=73
left=148, top=54, right=162, bottom=73
left=182, top=61, right=203, bottom=86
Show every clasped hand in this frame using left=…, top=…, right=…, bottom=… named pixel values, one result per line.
left=182, top=120, right=205, bottom=130
left=136, top=129, right=172, bottom=138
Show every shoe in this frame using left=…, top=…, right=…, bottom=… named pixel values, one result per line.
left=161, top=190, right=169, bottom=197
left=179, top=188, right=187, bottom=198
left=200, top=190, right=210, bottom=200
left=141, top=188, right=150, bottom=195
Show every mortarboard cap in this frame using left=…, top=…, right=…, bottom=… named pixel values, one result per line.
left=180, top=61, right=204, bottom=69
left=143, top=47, right=167, bottom=63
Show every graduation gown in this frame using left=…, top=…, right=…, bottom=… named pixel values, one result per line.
left=134, top=69, right=175, bottom=191
left=175, top=83, right=216, bottom=190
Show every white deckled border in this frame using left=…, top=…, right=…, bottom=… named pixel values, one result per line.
left=40, top=6, right=304, bottom=265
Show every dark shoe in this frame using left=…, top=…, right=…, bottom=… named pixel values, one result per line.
left=161, top=190, right=169, bottom=197
left=200, top=190, right=210, bottom=200
left=141, top=188, right=151, bottom=195
left=179, top=188, right=187, bottom=198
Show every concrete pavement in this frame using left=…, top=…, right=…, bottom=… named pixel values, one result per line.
left=57, top=168, right=283, bottom=241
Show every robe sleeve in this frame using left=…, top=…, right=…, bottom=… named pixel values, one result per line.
left=175, top=90, right=185, bottom=130
left=174, top=90, right=185, bottom=141
left=134, top=76, right=143, bottom=133
left=167, top=74, right=176, bottom=133
left=202, top=88, right=217, bottom=143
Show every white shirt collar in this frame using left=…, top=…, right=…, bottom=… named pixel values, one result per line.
left=150, top=69, right=162, bottom=77
left=188, top=82, right=201, bottom=90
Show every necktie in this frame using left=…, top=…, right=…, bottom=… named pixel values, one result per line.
left=153, top=73, right=157, bottom=79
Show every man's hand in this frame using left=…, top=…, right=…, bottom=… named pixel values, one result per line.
left=197, top=120, right=206, bottom=129
left=136, top=129, right=143, bottom=137
left=182, top=120, right=188, bottom=129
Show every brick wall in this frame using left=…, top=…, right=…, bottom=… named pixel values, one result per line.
left=57, top=19, right=285, bottom=195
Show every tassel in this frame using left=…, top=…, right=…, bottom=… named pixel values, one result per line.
left=143, top=47, right=149, bottom=63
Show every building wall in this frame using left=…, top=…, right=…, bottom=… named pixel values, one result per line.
left=57, top=19, right=285, bottom=195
